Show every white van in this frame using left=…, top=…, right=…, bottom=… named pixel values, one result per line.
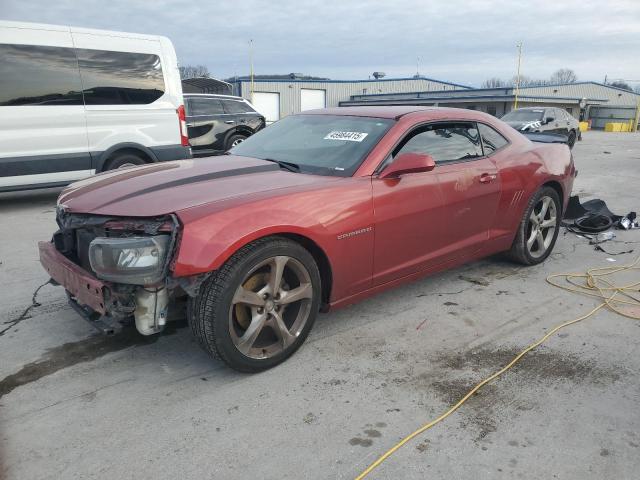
left=0, top=21, right=191, bottom=192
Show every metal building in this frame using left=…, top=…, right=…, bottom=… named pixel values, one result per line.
left=230, top=75, right=471, bottom=122
left=339, top=81, right=640, bottom=125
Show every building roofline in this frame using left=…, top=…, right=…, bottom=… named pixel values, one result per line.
left=349, top=93, right=608, bottom=102
left=230, top=76, right=472, bottom=89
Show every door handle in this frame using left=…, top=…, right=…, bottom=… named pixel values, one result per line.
left=224, top=120, right=235, bottom=124
left=479, top=173, right=497, bottom=184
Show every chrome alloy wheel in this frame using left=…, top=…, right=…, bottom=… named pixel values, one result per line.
left=229, top=256, right=313, bottom=359
left=526, top=195, right=557, bottom=258
left=231, top=137, right=245, bottom=147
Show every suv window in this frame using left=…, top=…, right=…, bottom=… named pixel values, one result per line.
left=188, top=97, right=224, bottom=115
left=394, top=122, right=483, bottom=163
left=0, top=44, right=83, bottom=106
left=76, top=49, right=165, bottom=105
left=222, top=99, right=255, bottom=114
left=478, top=123, right=508, bottom=154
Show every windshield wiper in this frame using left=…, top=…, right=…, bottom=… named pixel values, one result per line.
left=262, top=158, right=301, bottom=173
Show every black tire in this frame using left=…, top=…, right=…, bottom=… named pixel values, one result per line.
left=226, top=134, right=247, bottom=151
left=104, top=152, right=147, bottom=170
left=507, top=186, right=561, bottom=265
left=567, top=130, right=577, bottom=149
left=188, top=236, right=321, bottom=372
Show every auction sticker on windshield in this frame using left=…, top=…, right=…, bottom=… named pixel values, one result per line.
left=324, top=131, right=369, bottom=142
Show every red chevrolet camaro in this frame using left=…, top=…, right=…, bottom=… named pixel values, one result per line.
left=40, top=106, right=575, bottom=371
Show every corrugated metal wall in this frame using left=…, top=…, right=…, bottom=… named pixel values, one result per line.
left=235, top=78, right=466, bottom=117
left=519, top=83, right=638, bottom=106
left=589, top=106, right=638, bottom=129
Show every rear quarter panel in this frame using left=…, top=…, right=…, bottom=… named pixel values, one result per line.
left=173, top=177, right=375, bottom=302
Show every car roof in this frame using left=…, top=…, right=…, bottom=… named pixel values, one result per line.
left=299, top=106, right=505, bottom=122
left=299, top=106, right=446, bottom=119
left=183, top=93, right=246, bottom=101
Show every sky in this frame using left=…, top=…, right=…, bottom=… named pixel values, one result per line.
left=3, top=0, right=640, bottom=88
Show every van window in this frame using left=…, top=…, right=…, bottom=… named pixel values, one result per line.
left=76, top=49, right=165, bottom=105
left=0, top=44, right=83, bottom=106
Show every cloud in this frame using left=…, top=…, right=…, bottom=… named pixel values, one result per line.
left=3, top=0, right=640, bottom=86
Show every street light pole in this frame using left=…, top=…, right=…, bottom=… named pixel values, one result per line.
left=514, top=41, right=523, bottom=110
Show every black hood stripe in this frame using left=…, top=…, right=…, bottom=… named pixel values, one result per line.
left=97, top=163, right=280, bottom=209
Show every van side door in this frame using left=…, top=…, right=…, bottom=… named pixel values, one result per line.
left=0, top=26, right=92, bottom=190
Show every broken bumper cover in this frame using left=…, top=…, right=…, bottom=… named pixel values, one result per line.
left=38, top=241, right=106, bottom=315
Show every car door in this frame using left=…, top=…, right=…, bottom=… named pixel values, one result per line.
left=222, top=98, right=263, bottom=133
left=543, top=108, right=561, bottom=134
left=185, top=97, right=228, bottom=154
left=372, top=121, right=501, bottom=286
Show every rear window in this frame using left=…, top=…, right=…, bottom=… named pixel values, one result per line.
left=0, top=44, right=83, bottom=106
left=76, top=49, right=165, bottom=105
left=187, top=97, right=225, bottom=115
left=223, top=99, right=256, bottom=114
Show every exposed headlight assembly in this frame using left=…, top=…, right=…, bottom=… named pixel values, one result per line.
left=89, top=235, right=170, bottom=285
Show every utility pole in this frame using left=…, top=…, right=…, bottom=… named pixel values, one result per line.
left=514, top=41, right=523, bottom=110
left=249, top=39, right=254, bottom=102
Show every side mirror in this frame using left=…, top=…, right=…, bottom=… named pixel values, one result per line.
left=379, top=152, right=436, bottom=179
left=545, top=117, right=555, bottom=124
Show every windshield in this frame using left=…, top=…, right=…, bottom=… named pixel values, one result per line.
left=230, top=114, right=394, bottom=176
left=502, top=109, right=544, bottom=122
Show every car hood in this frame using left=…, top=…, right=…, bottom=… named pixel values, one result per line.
left=505, top=120, right=541, bottom=131
left=58, top=156, right=339, bottom=217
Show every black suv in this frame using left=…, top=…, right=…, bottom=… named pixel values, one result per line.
left=184, top=94, right=266, bottom=156
left=501, top=107, right=581, bottom=148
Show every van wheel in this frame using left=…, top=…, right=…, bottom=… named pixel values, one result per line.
left=104, top=152, right=147, bottom=170
left=226, top=134, right=247, bottom=151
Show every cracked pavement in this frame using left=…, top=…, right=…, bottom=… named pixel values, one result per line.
left=1, top=131, right=639, bottom=479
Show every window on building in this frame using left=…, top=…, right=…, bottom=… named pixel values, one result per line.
left=478, top=123, right=509, bottom=154
left=394, top=122, right=483, bottom=163
left=76, top=49, right=165, bottom=105
left=0, top=44, right=83, bottom=106
left=486, top=105, right=497, bottom=116
left=188, top=98, right=225, bottom=116
left=222, top=99, right=255, bottom=114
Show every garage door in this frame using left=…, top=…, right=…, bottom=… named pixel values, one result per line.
left=252, top=92, right=280, bottom=123
left=301, top=89, right=326, bottom=111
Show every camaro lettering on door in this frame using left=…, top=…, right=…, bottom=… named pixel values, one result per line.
left=337, top=226, right=373, bottom=240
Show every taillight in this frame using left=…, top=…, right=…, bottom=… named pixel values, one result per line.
left=177, top=105, right=189, bottom=146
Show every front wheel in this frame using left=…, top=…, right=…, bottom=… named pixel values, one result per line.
left=507, top=187, right=561, bottom=265
left=188, top=237, right=321, bottom=372
left=567, top=130, right=577, bottom=148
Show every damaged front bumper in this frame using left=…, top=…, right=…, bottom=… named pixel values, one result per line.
left=39, top=212, right=201, bottom=336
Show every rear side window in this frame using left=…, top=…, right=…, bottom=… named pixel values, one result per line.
left=395, top=122, right=482, bottom=163
left=188, top=98, right=224, bottom=115
left=0, top=44, right=83, bottom=106
left=76, top=49, right=165, bottom=105
left=478, top=123, right=509, bottom=154
left=222, top=100, right=255, bottom=114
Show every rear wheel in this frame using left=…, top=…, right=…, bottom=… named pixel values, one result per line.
left=104, top=152, right=147, bottom=170
left=507, top=186, right=561, bottom=265
left=188, top=237, right=321, bottom=372
left=226, top=134, right=247, bottom=151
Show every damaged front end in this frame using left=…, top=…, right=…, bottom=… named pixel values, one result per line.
left=39, top=208, right=201, bottom=336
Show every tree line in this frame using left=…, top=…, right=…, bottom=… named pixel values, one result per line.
left=482, top=68, right=635, bottom=91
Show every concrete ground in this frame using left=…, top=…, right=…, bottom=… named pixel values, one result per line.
left=1, top=131, right=639, bottom=480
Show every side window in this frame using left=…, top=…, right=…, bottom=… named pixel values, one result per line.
left=76, top=49, right=165, bottom=105
left=545, top=109, right=556, bottom=122
left=189, top=98, right=224, bottom=115
left=393, top=122, right=483, bottom=163
left=478, top=123, right=509, bottom=154
left=222, top=100, right=255, bottom=114
left=0, top=44, right=83, bottom=106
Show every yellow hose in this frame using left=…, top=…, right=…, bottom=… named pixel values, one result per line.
left=355, top=256, right=640, bottom=480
